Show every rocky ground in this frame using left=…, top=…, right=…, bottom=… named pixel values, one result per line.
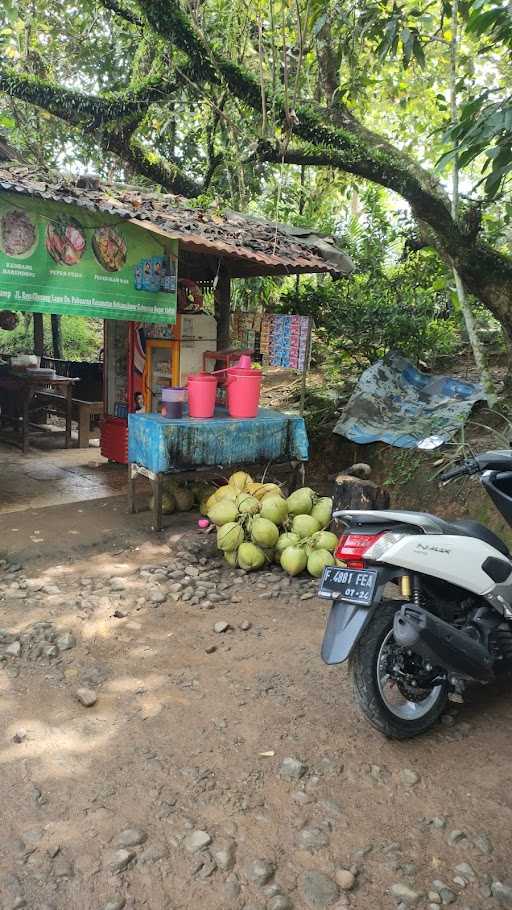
left=1, top=524, right=512, bottom=910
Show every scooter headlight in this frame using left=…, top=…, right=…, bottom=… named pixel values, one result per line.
left=363, top=532, right=406, bottom=561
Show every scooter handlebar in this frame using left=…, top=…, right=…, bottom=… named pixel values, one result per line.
left=439, top=460, right=478, bottom=483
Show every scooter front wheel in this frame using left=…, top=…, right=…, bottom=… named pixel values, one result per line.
left=349, top=600, right=448, bottom=739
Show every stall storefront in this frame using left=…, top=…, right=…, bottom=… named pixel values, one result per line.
left=0, top=163, right=353, bottom=519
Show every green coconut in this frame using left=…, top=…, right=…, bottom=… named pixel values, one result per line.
left=238, top=541, right=266, bottom=571
left=287, top=487, right=315, bottom=516
left=235, top=492, right=261, bottom=515
left=208, top=499, right=239, bottom=526
left=307, top=548, right=336, bottom=578
left=292, top=514, right=321, bottom=539
left=303, top=538, right=317, bottom=557
left=229, top=470, right=253, bottom=491
left=311, top=530, right=339, bottom=553
left=149, top=492, right=176, bottom=514
left=280, top=546, right=308, bottom=576
left=249, top=482, right=283, bottom=501
left=311, top=496, right=333, bottom=528
left=260, top=494, right=288, bottom=526
left=217, top=521, right=244, bottom=552
left=224, top=549, right=238, bottom=568
left=162, top=476, right=179, bottom=494
left=206, top=485, right=238, bottom=511
left=251, top=516, right=279, bottom=548
left=174, top=487, right=195, bottom=512
left=275, top=531, right=300, bottom=556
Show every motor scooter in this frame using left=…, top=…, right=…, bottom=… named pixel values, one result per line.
left=319, top=447, right=512, bottom=738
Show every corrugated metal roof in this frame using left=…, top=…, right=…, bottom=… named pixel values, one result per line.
left=0, top=163, right=354, bottom=279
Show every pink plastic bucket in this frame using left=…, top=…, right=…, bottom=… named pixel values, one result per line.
left=187, top=373, right=218, bottom=418
left=237, top=354, right=252, bottom=369
left=226, top=367, right=262, bottom=418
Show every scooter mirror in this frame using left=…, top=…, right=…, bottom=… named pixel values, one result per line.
left=417, top=435, right=445, bottom=450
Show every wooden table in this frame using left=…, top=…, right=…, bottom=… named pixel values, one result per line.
left=127, top=408, right=309, bottom=531
left=0, top=374, right=76, bottom=453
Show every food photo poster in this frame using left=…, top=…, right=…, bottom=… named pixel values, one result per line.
left=0, top=193, right=177, bottom=324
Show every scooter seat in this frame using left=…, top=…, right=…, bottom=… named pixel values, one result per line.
left=443, top=518, right=509, bottom=557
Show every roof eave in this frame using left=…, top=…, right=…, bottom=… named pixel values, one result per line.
left=0, top=170, right=351, bottom=278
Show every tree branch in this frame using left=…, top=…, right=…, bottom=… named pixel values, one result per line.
left=0, top=66, right=213, bottom=195
left=0, top=65, right=191, bottom=127
left=97, top=0, right=143, bottom=26
left=255, top=140, right=458, bottom=246
left=103, top=127, right=203, bottom=196
left=137, top=0, right=458, bottom=239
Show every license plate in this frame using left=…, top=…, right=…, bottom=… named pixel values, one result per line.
left=318, top=566, right=378, bottom=605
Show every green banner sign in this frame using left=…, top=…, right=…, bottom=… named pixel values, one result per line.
left=0, top=192, right=177, bottom=323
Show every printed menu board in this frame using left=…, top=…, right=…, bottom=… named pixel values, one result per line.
left=0, top=191, right=177, bottom=323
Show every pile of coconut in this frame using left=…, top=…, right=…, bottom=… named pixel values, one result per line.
left=149, top=477, right=217, bottom=515
left=205, top=471, right=339, bottom=577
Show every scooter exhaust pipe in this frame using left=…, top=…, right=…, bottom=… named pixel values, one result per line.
left=393, top=605, right=494, bottom=682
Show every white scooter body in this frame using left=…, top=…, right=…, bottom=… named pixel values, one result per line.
left=333, top=506, right=512, bottom=618
left=371, top=533, right=512, bottom=597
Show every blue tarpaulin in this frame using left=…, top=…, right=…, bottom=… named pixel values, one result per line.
left=128, top=407, right=309, bottom=473
left=334, top=352, right=485, bottom=448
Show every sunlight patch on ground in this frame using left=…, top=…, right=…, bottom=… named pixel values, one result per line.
left=0, top=717, right=116, bottom=777
left=105, top=672, right=167, bottom=694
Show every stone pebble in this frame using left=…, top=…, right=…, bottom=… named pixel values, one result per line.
left=76, top=688, right=97, bottom=707
left=280, top=757, right=308, bottom=781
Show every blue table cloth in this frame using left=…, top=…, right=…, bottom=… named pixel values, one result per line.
left=128, top=407, right=309, bottom=473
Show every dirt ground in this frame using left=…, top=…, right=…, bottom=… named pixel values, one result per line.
left=1, top=509, right=512, bottom=910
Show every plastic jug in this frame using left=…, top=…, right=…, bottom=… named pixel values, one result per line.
left=161, top=386, right=188, bottom=418
left=161, top=386, right=188, bottom=419
left=187, top=373, right=218, bottom=418
left=226, top=367, right=262, bottom=418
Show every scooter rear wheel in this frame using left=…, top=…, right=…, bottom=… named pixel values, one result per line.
left=350, top=599, right=448, bottom=739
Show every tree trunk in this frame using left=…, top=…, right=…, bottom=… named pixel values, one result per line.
left=33, top=313, right=44, bottom=357
left=214, top=272, right=231, bottom=350
left=426, top=233, right=512, bottom=341
left=51, top=314, right=62, bottom=359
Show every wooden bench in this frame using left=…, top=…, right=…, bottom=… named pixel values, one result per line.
left=33, top=391, right=104, bottom=448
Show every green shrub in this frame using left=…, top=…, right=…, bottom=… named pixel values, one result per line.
left=0, top=315, right=102, bottom=361
left=280, top=251, right=460, bottom=372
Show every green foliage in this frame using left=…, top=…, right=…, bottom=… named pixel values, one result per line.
left=441, top=90, right=512, bottom=199
left=437, top=1, right=512, bottom=199
left=370, top=4, right=427, bottom=68
left=0, top=315, right=102, bottom=360
left=282, top=262, right=460, bottom=370
left=279, top=189, right=460, bottom=370
left=466, top=0, right=512, bottom=45
left=1, top=0, right=512, bottom=353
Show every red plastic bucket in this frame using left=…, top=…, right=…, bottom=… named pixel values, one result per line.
left=187, top=373, right=218, bottom=418
left=226, top=367, right=262, bottom=418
